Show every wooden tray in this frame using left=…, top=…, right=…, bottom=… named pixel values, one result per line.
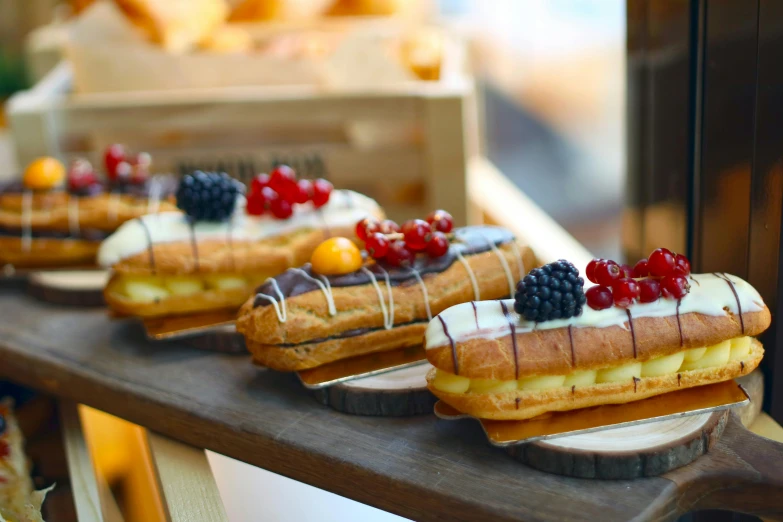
left=1, top=291, right=783, bottom=521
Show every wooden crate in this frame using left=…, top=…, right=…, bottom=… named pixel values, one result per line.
left=7, top=61, right=476, bottom=225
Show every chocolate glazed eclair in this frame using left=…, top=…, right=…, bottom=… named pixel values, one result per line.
left=237, top=226, right=536, bottom=371
left=426, top=273, right=770, bottom=420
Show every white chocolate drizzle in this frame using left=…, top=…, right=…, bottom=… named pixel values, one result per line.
left=291, top=268, right=336, bottom=316
left=376, top=265, right=395, bottom=328
left=68, top=197, right=80, bottom=237
left=425, top=273, right=766, bottom=351
left=255, top=278, right=287, bottom=323
left=484, top=233, right=515, bottom=296
left=21, top=190, right=32, bottom=252
left=456, top=250, right=480, bottom=300
left=362, top=267, right=394, bottom=329
left=510, top=242, right=526, bottom=281
left=146, top=178, right=162, bottom=215
left=410, top=267, right=432, bottom=321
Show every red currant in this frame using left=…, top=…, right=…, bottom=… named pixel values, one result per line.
left=426, top=231, right=450, bottom=257
left=379, top=219, right=400, bottom=235
left=292, top=179, right=312, bottom=204
left=586, top=258, right=604, bottom=284
left=586, top=285, right=613, bottom=310
left=269, top=165, right=298, bottom=199
left=638, top=278, right=661, bottom=303
left=632, top=258, right=649, bottom=278
left=104, top=144, right=126, bottom=180
left=365, top=232, right=390, bottom=259
left=612, top=278, right=640, bottom=307
left=385, top=240, right=416, bottom=267
left=402, top=219, right=432, bottom=251
left=115, top=161, right=132, bottom=181
left=311, top=178, right=333, bottom=208
left=426, top=209, right=454, bottom=233
left=648, top=248, right=676, bottom=277
left=247, top=191, right=265, bottom=215
left=67, top=159, right=97, bottom=191
left=673, top=253, right=691, bottom=276
left=251, top=173, right=270, bottom=193
left=356, top=217, right=381, bottom=241
left=270, top=196, right=293, bottom=219
left=620, top=264, right=634, bottom=279
left=594, top=260, right=622, bottom=286
left=661, top=275, right=690, bottom=299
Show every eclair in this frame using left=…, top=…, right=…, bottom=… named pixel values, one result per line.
left=426, top=253, right=770, bottom=420
left=0, top=156, right=176, bottom=269
left=100, top=169, right=383, bottom=318
left=237, top=223, right=535, bottom=371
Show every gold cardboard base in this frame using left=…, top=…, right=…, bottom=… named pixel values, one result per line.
left=297, top=346, right=428, bottom=389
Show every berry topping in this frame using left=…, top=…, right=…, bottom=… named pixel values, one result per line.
left=426, top=231, right=450, bottom=257
left=385, top=240, right=416, bottom=267
left=594, top=260, right=622, bottom=286
left=648, top=247, right=675, bottom=277
left=620, top=264, right=634, bottom=279
left=632, top=258, right=649, bottom=278
left=612, top=278, right=640, bottom=307
left=673, top=253, right=691, bottom=276
left=293, top=179, right=313, bottom=204
left=426, top=209, right=454, bottom=233
left=661, top=274, right=690, bottom=299
left=356, top=217, right=381, bottom=241
left=270, top=196, right=293, bottom=219
left=586, top=285, right=613, bottom=310
left=67, top=159, right=99, bottom=194
left=401, top=219, right=432, bottom=251
left=311, top=237, right=363, bottom=275
left=311, top=178, right=333, bottom=208
left=251, top=173, right=270, bottom=193
left=514, top=260, right=585, bottom=322
left=0, top=413, right=5, bottom=436
left=365, top=232, right=390, bottom=259
left=130, top=152, right=152, bottom=183
left=379, top=219, right=401, bottom=235
left=176, top=171, right=243, bottom=222
left=269, top=165, right=298, bottom=200
left=23, top=157, right=66, bottom=191
left=585, top=258, right=604, bottom=284
left=104, top=144, right=126, bottom=180
left=638, top=278, right=661, bottom=303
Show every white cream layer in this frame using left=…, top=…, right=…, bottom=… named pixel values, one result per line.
left=97, top=190, right=379, bottom=267
left=425, top=273, right=765, bottom=350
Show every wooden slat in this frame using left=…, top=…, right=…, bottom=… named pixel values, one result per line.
left=146, top=432, right=229, bottom=522
left=59, top=400, right=106, bottom=522
left=750, top=413, right=783, bottom=443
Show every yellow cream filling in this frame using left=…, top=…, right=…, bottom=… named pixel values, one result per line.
left=431, top=337, right=752, bottom=395
left=113, top=274, right=255, bottom=303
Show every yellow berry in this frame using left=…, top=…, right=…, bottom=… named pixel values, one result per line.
left=23, top=157, right=66, bottom=190
left=311, top=237, right=363, bottom=275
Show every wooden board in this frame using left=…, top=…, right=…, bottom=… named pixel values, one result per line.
left=1, top=292, right=783, bottom=521
left=312, top=363, right=436, bottom=416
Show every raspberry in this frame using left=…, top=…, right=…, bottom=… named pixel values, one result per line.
left=661, top=275, right=690, bottom=299
left=586, top=285, right=613, bottom=310
left=648, top=248, right=676, bottom=277
left=594, top=260, right=622, bottom=286
left=612, top=278, right=640, bottom=307
left=638, top=278, right=661, bottom=303
left=514, top=260, right=585, bottom=321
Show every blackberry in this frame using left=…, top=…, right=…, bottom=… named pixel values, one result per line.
left=514, top=259, right=586, bottom=322
left=176, top=171, right=244, bottom=221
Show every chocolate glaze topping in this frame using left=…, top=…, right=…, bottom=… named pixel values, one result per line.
left=253, top=226, right=514, bottom=307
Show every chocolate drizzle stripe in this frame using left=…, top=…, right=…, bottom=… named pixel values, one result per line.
left=438, top=315, right=458, bottom=375
left=714, top=273, right=744, bottom=334
left=676, top=299, right=684, bottom=346
left=633, top=376, right=640, bottom=393
left=470, top=301, right=479, bottom=329
left=138, top=220, right=157, bottom=273
left=515, top=398, right=521, bottom=410
left=677, top=373, right=681, bottom=386
left=690, top=276, right=701, bottom=287
left=189, top=219, right=200, bottom=271
left=740, top=361, right=745, bottom=371
left=571, top=385, right=576, bottom=395
left=500, top=301, right=519, bottom=379
left=625, top=309, right=637, bottom=358
left=568, top=325, right=576, bottom=368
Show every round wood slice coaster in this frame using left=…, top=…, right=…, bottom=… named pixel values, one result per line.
left=312, top=364, right=436, bottom=416
left=27, top=270, right=109, bottom=306
left=508, top=410, right=728, bottom=479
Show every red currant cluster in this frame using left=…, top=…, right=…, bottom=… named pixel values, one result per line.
left=246, top=165, right=333, bottom=220
left=585, top=248, right=692, bottom=310
left=68, top=144, right=151, bottom=193
left=355, top=210, right=454, bottom=267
